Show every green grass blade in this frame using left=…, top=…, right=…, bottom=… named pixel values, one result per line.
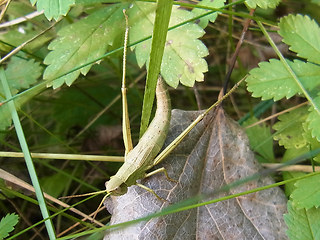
left=57, top=148, right=320, bottom=239
left=139, top=0, right=173, bottom=137
left=57, top=170, right=320, bottom=240
left=0, top=67, right=56, bottom=239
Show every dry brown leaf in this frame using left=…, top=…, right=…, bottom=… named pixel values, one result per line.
left=104, top=107, right=288, bottom=240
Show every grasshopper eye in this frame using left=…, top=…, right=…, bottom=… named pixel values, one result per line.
left=105, top=178, right=128, bottom=196
left=113, top=183, right=128, bottom=196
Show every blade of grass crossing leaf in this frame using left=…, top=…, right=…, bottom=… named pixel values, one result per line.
left=0, top=68, right=56, bottom=239
left=257, top=21, right=320, bottom=120
left=56, top=168, right=320, bottom=240
left=139, top=0, right=173, bottom=137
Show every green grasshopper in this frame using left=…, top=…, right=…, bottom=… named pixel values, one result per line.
left=103, top=10, right=172, bottom=199
left=102, top=10, right=244, bottom=200
left=64, top=9, right=245, bottom=213
left=105, top=76, right=172, bottom=197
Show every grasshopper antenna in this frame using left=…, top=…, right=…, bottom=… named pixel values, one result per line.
left=92, top=192, right=111, bottom=221
left=59, top=189, right=107, bottom=199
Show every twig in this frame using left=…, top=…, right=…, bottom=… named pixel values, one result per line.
left=0, top=168, right=105, bottom=227
left=223, top=8, right=255, bottom=94
left=0, top=0, right=11, bottom=23
left=262, top=163, right=320, bottom=173
left=1, top=192, right=46, bottom=240
left=57, top=206, right=107, bottom=237
left=0, top=151, right=124, bottom=162
left=0, top=20, right=57, bottom=64
left=193, top=84, right=202, bottom=110
left=0, top=10, right=44, bottom=28
left=245, top=102, right=308, bottom=129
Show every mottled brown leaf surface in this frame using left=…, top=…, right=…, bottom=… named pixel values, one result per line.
left=104, top=107, right=288, bottom=240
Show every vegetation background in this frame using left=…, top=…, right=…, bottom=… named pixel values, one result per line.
left=0, top=0, right=320, bottom=239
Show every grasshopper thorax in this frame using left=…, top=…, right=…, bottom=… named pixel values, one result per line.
left=105, top=176, right=128, bottom=196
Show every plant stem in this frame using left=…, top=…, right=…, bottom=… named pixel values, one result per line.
left=0, top=151, right=124, bottom=162
left=0, top=67, right=56, bottom=239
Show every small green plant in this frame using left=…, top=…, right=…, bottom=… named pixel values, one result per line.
left=0, top=213, right=19, bottom=240
left=245, top=13, right=320, bottom=240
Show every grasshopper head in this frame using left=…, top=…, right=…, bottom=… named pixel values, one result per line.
left=105, top=176, right=128, bottom=196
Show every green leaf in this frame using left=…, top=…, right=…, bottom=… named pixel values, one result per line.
left=279, top=14, right=320, bottom=65
left=307, top=96, right=320, bottom=141
left=246, top=59, right=320, bottom=100
left=129, top=2, right=208, bottom=88
left=43, top=4, right=128, bottom=88
left=30, top=0, right=75, bottom=21
left=0, top=56, right=43, bottom=131
left=245, top=0, right=280, bottom=9
left=285, top=200, right=320, bottom=240
left=290, top=174, right=320, bottom=209
left=4, top=56, right=43, bottom=90
left=273, top=106, right=308, bottom=149
left=302, top=122, right=320, bottom=162
left=0, top=27, right=52, bottom=53
left=0, top=213, right=19, bottom=239
left=283, top=170, right=306, bottom=197
left=191, top=0, right=225, bottom=29
left=243, top=116, right=274, bottom=162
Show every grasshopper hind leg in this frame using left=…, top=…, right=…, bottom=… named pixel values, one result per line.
left=145, top=167, right=178, bottom=183
left=136, top=183, right=168, bottom=202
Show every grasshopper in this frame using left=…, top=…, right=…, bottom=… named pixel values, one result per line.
left=104, top=10, right=172, bottom=199
left=63, top=9, right=245, bottom=213
left=105, top=76, right=172, bottom=197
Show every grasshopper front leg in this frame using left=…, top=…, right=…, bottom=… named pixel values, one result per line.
left=121, top=9, right=133, bottom=156
left=105, top=76, right=172, bottom=197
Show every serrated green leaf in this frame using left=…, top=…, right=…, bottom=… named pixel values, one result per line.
left=282, top=170, right=306, bottom=197
left=0, top=56, right=43, bottom=131
left=44, top=4, right=128, bottom=88
left=273, top=106, right=308, bottom=149
left=246, top=59, right=320, bottom=100
left=279, top=14, right=320, bottom=65
left=243, top=116, right=274, bottom=162
left=5, top=56, right=43, bottom=90
left=245, top=0, right=280, bottom=9
left=302, top=122, right=320, bottom=162
left=291, top=174, right=320, bottom=209
left=285, top=200, right=320, bottom=240
left=129, top=2, right=208, bottom=88
left=31, top=0, right=75, bottom=21
left=0, top=213, right=19, bottom=239
left=191, top=0, right=225, bottom=29
left=307, top=96, right=320, bottom=141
